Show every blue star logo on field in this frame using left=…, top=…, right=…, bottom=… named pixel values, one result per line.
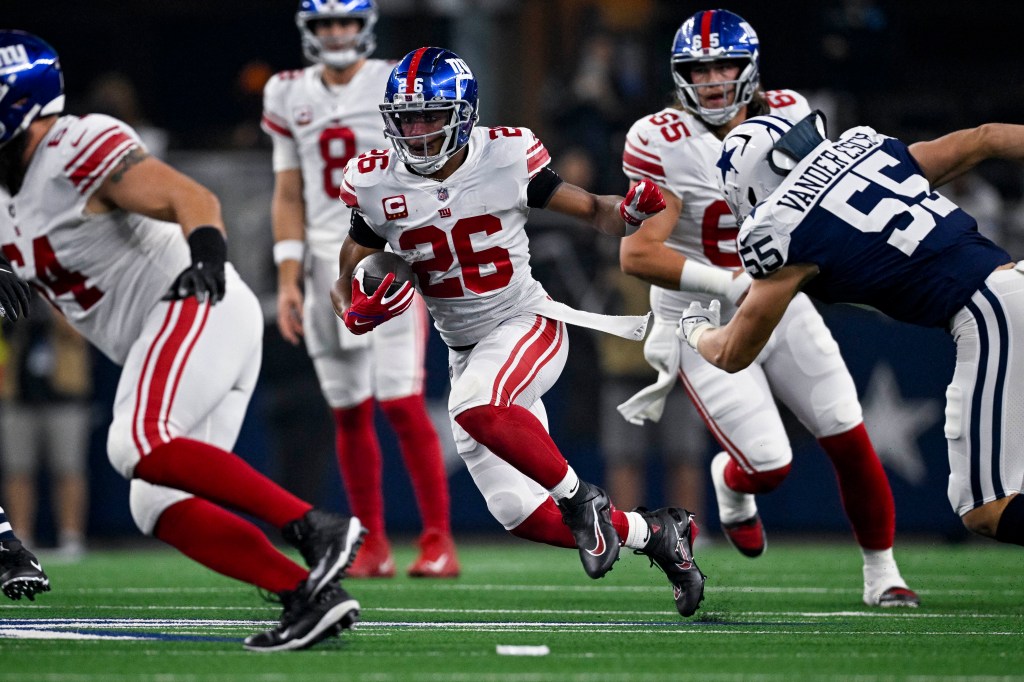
left=860, top=362, right=941, bottom=485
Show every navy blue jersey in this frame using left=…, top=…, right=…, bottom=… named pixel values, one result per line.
left=738, top=127, right=1010, bottom=327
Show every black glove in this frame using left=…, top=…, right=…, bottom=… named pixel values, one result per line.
left=0, top=254, right=31, bottom=321
left=167, top=226, right=227, bottom=304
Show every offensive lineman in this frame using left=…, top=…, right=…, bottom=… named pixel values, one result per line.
left=262, top=0, right=458, bottom=578
left=682, top=112, right=1024, bottom=550
left=331, top=47, right=707, bottom=618
left=0, top=31, right=364, bottom=651
left=618, top=9, right=917, bottom=607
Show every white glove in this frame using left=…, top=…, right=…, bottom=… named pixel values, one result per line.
left=643, top=317, right=681, bottom=376
left=678, top=299, right=720, bottom=351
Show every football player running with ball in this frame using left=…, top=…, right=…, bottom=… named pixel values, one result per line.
left=0, top=31, right=364, bottom=651
left=332, top=47, right=707, bottom=617
left=682, top=112, right=1024, bottom=552
left=262, top=0, right=459, bottom=579
left=618, top=9, right=918, bottom=607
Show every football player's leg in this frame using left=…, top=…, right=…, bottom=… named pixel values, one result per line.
left=680, top=347, right=791, bottom=557
left=449, top=319, right=626, bottom=578
left=374, top=296, right=457, bottom=575
left=765, top=295, right=916, bottom=606
left=950, top=273, right=1024, bottom=545
left=133, top=481, right=307, bottom=593
left=451, top=315, right=572, bottom=489
left=764, top=295, right=896, bottom=550
left=108, top=270, right=311, bottom=528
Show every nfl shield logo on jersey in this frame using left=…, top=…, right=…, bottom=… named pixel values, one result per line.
left=293, top=106, right=313, bottom=126
left=436, top=187, right=449, bottom=201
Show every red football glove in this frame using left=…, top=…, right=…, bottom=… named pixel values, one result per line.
left=619, top=179, right=667, bottom=234
left=343, top=270, right=415, bottom=335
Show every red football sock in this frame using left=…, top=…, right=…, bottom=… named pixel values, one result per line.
left=455, top=405, right=568, bottom=488
left=509, top=498, right=631, bottom=548
left=133, top=438, right=311, bottom=528
left=332, top=400, right=385, bottom=537
left=819, top=424, right=896, bottom=550
left=379, top=394, right=451, bottom=535
left=724, top=459, right=791, bottom=494
left=153, top=498, right=306, bottom=594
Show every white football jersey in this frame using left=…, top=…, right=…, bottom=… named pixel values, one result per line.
left=622, top=91, right=810, bottom=319
left=341, top=126, right=552, bottom=347
left=262, top=60, right=393, bottom=260
left=0, top=114, right=189, bottom=364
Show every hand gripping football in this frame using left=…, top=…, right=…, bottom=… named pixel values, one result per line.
left=354, top=251, right=414, bottom=296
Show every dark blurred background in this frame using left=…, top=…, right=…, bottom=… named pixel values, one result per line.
left=3, top=0, right=1022, bottom=546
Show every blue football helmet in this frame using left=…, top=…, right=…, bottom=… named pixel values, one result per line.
left=380, top=47, right=479, bottom=175
left=296, top=0, right=377, bottom=69
left=0, top=31, right=64, bottom=148
left=671, top=9, right=760, bottom=126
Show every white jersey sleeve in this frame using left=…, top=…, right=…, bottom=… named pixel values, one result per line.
left=0, top=114, right=189, bottom=364
left=261, top=61, right=394, bottom=260
left=341, top=126, right=551, bottom=347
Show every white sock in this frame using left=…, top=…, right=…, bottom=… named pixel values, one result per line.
left=548, top=467, right=580, bottom=502
left=623, top=511, right=650, bottom=550
left=862, top=548, right=907, bottom=597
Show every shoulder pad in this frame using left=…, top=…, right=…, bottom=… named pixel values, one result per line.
left=737, top=211, right=791, bottom=279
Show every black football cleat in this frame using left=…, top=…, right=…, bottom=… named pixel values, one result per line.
left=282, top=510, right=366, bottom=597
left=244, top=581, right=360, bottom=652
left=0, top=539, right=51, bottom=601
left=634, top=507, right=706, bottom=617
left=557, top=480, right=620, bottom=579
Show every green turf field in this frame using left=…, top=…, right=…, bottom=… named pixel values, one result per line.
left=1, top=537, right=1021, bottom=681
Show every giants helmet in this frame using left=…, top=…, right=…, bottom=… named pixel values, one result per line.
left=0, top=31, right=64, bottom=148
left=717, top=111, right=827, bottom=222
left=296, top=0, right=378, bottom=69
left=380, top=47, right=479, bottom=175
left=671, top=9, right=760, bottom=126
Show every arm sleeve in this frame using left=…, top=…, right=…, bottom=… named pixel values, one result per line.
left=349, top=212, right=388, bottom=249
left=527, top=166, right=563, bottom=208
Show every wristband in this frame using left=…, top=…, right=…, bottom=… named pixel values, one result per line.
left=187, top=226, right=227, bottom=264
left=273, top=239, right=305, bottom=265
left=686, top=322, right=711, bottom=351
left=678, top=260, right=733, bottom=295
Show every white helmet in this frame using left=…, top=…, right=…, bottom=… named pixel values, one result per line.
left=717, top=111, right=827, bottom=222
left=296, top=0, right=377, bottom=69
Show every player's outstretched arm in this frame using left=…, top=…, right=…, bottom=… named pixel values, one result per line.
left=909, top=123, right=1024, bottom=189
left=688, top=264, right=814, bottom=373
left=545, top=179, right=666, bottom=237
left=89, top=148, right=225, bottom=236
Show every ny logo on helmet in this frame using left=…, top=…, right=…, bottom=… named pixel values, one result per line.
left=0, top=44, right=28, bottom=70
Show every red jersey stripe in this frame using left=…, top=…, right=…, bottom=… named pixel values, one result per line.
left=261, top=114, right=292, bottom=138
left=77, top=139, right=134, bottom=195
left=507, top=319, right=564, bottom=405
left=490, top=316, right=544, bottom=406
left=527, top=146, right=551, bottom=176
left=63, top=124, right=119, bottom=173
left=623, top=148, right=665, bottom=179
left=339, top=180, right=358, bottom=208
left=67, top=131, right=135, bottom=192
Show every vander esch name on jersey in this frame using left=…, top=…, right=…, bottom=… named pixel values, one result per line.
left=776, top=131, right=881, bottom=213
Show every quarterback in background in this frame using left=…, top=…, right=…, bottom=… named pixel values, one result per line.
left=332, top=47, right=708, bottom=618
left=0, top=31, right=364, bottom=651
left=682, top=112, right=1024, bottom=550
left=262, top=0, right=458, bottom=578
left=618, top=9, right=917, bottom=607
